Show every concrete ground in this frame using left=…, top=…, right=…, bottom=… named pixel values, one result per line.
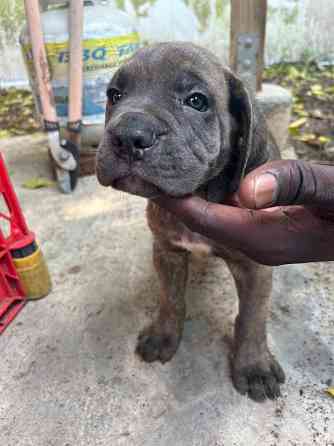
left=0, top=134, right=333, bottom=446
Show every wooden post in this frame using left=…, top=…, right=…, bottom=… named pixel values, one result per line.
left=230, top=0, right=267, bottom=91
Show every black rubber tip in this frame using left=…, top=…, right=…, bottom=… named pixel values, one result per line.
left=11, top=241, right=38, bottom=259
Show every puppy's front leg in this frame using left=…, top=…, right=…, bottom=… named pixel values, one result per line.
left=226, top=258, right=285, bottom=402
left=136, top=241, right=189, bottom=363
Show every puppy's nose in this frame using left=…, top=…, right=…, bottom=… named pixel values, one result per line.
left=109, top=112, right=157, bottom=161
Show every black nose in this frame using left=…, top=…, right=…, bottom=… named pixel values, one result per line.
left=109, top=112, right=157, bottom=161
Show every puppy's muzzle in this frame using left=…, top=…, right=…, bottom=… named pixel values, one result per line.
left=108, top=112, right=164, bottom=162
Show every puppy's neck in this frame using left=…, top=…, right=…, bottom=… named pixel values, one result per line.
left=197, top=174, right=231, bottom=204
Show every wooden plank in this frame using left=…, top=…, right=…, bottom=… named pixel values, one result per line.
left=230, top=0, right=267, bottom=91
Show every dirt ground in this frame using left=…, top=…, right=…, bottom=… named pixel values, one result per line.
left=0, top=129, right=333, bottom=446
left=263, top=62, right=334, bottom=161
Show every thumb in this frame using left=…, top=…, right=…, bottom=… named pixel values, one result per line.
left=237, top=160, right=334, bottom=209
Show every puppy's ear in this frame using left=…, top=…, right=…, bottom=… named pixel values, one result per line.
left=207, top=71, right=254, bottom=203
left=105, top=100, right=112, bottom=127
left=226, top=71, right=254, bottom=194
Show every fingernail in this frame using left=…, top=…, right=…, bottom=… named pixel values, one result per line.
left=254, top=173, right=278, bottom=208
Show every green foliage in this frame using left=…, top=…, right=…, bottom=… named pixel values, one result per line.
left=282, top=5, right=298, bottom=25
left=186, top=0, right=210, bottom=28
left=22, top=177, right=55, bottom=189
left=0, top=0, right=231, bottom=39
left=0, top=0, right=25, bottom=44
left=116, top=0, right=157, bottom=14
left=268, top=1, right=299, bottom=25
left=0, top=88, right=40, bottom=138
left=264, top=62, right=334, bottom=153
left=185, top=0, right=229, bottom=29
left=115, top=0, right=229, bottom=27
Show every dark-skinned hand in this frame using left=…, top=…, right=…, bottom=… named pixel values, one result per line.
left=154, top=160, right=334, bottom=266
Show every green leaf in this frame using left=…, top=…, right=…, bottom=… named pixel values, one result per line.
left=289, top=118, right=307, bottom=130
left=326, top=387, right=334, bottom=398
left=295, top=110, right=309, bottom=118
left=294, top=133, right=317, bottom=143
left=318, top=136, right=331, bottom=144
left=289, top=127, right=300, bottom=137
left=22, top=178, right=55, bottom=189
left=287, top=66, right=301, bottom=80
left=293, top=103, right=309, bottom=118
left=325, top=86, right=334, bottom=94
left=0, top=129, right=10, bottom=139
left=310, top=84, right=326, bottom=97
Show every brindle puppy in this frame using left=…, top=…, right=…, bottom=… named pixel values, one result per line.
left=96, top=42, right=285, bottom=402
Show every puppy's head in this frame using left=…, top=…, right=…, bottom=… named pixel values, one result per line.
left=96, top=42, right=254, bottom=200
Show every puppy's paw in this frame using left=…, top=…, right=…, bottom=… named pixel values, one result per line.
left=136, top=324, right=181, bottom=364
left=232, top=350, right=285, bottom=402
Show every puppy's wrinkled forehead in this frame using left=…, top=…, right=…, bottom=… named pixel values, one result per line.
left=109, top=43, right=226, bottom=99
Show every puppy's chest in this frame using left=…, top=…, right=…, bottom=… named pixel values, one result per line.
left=171, top=228, right=213, bottom=257
left=147, top=201, right=214, bottom=257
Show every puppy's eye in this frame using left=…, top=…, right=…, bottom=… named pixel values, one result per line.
left=184, top=93, right=209, bottom=112
left=107, top=88, right=123, bottom=105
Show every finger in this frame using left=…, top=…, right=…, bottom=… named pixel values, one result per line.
left=237, top=160, right=334, bottom=209
left=154, top=195, right=334, bottom=265
left=153, top=195, right=286, bottom=263
left=153, top=195, right=253, bottom=242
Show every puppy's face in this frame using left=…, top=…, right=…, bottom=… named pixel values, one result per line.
left=96, top=43, right=252, bottom=199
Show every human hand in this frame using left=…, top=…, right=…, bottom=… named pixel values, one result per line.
left=154, top=160, right=334, bottom=266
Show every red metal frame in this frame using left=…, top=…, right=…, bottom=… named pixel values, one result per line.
left=0, top=153, right=29, bottom=334
left=0, top=231, right=26, bottom=334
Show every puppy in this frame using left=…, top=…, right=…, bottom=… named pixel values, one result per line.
left=96, top=42, right=285, bottom=402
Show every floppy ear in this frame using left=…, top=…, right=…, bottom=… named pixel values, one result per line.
left=105, top=99, right=112, bottom=127
left=226, top=71, right=254, bottom=193
left=207, top=71, right=254, bottom=203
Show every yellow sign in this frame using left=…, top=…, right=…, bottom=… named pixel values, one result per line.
left=22, top=32, right=140, bottom=80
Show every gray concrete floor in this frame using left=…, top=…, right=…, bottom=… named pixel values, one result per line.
left=0, top=134, right=333, bottom=446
